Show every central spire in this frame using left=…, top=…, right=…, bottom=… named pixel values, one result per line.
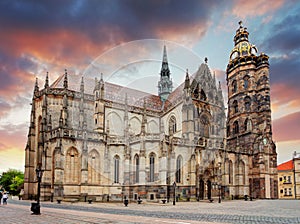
left=158, top=45, right=173, bottom=101
left=160, top=45, right=170, bottom=78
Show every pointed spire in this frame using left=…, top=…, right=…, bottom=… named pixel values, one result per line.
left=34, top=77, right=39, bottom=93
left=184, top=69, right=190, bottom=89
left=80, top=76, right=84, bottom=93
left=163, top=45, right=168, bottom=63
left=63, top=69, right=68, bottom=89
left=218, top=81, right=222, bottom=90
left=213, top=71, right=216, bottom=83
left=44, top=72, right=49, bottom=89
left=160, top=45, right=170, bottom=78
left=100, top=73, right=104, bottom=99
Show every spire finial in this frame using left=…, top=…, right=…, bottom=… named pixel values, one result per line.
left=44, top=72, right=49, bottom=88
left=163, top=45, right=168, bottom=63
left=63, top=69, right=68, bottom=89
left=239, top=20, right=243, bottom=28
left=80, top=76, right=84, bottom=93
left=184, top=69, right=190, bottom=90
left=34, top=77, right=39, bottom=92
left=204, top=57, right=208, bottom=63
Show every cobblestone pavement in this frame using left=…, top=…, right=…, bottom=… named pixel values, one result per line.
left=1, top=198, right=300, bottom=224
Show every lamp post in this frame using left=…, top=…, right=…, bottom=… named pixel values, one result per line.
left=173, top=181, right=176, bottom=205
left=31, top=165, right=43, bottom=215
left=218, top=161, right=222, bottom=203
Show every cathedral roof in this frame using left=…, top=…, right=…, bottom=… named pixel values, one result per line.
left=49, top=62, right=218, bottom=113
left=51, top=73, right=164, bottom=111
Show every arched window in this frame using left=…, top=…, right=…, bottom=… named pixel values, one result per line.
left=200, top=115, right=209, bottom=137
left=227, top=125, right=230, bottom=137
left=149, top=154, right=155, bottom=182
left=244, top=96, right=251, bottom=111
left=135, top=155, right=139, bottom=183
left=232, top=80, right=237, bottom=93
left=233, top=100, right=238, bottom=113
left=176, top=156, right=183, bottom=183
left=240, top=161, right=246, bottom=185
left=88, top=150, right=100, bottom=184
left=65, top=147, right=79, bottom=184
left=244, top=118, right=252, bottom=132
left=243, top=76, right=250, bottom=89
left=233, top=121, right=239, bottom=134
left=169, top=116, right=177, bottom=135
left=228, top=160, right=233, bottom=184
left=200, top=89, right=207, bottom=101
left=114, top=155, right=120, bottom=183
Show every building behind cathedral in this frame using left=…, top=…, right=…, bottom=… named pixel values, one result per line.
left=24, top=23, right=278, bottom=201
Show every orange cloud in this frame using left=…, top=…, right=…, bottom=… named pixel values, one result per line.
left=273, top=111, right=300, bottom=142
left=231, top=0, right=284, bottom=19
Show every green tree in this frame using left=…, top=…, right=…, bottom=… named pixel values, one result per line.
left=0, top=169, right=24, bottom=195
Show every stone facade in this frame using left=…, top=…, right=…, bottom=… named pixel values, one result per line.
left=23, top=22, right=278, bottom=202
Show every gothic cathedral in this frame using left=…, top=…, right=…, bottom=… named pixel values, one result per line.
left=23, top=22, right=278, bottom=202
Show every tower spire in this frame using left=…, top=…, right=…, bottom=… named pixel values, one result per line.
left=44, top=72, right=49, bottom=89
left=158, top=45, right=173, bottom=101
left=34, top=77, right=39, bottom=93
left=63, top=69, right=68, bottom=89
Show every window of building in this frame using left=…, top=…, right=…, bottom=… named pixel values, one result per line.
left=228, top=160, right=233, bottom=184
left=243, top=75, right=250, bottom=89
left=65, top=147, right=79, bottom=184
left=88, top=150, right=100, bottom=184
left=287, top=176, right=291, bottom=183
left=289, top=188, right=292, bottom=196
left=232, top=80, right=237, bottom=93
left=279, top=177, right=282, bottom=182
left=169, top=116, right=177, bottom=135
left=244, top=96, right=251, bottom=111
left=284, top=188, right=287, bottom=195
left=233, top=121, right=239, bottom=134
left=227, top=126, right=230, bottom=137
left=233, top=100, right=238, bottom=113
left=114, top=156, right=120, bottom=183
left=149, top=154, right=155, bottom=182
left=283, top=176, right=286, bottom=182
left=176, top=156, right=182, bottom=183
left=280, top=189, right=283, bottom=194
left=135, top=155, right=139, bottom=183
left=200, top=89, right=207, bottom=101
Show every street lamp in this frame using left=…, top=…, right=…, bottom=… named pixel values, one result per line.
left=31, top=165, right=43, bottom=215
left=173, top=182, right=176, bottom=205
left=218, top=161, right=222, bottom=203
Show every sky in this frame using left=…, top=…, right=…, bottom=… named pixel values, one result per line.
left=0, top=0, right=299, bottom=173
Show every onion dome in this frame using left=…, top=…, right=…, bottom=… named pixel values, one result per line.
left=229, top=21, right=258, bottom=61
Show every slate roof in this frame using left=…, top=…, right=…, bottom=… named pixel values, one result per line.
left=51, top=73, right=176, bottom=112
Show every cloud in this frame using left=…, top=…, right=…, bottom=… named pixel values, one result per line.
left=231, top=0, right=284, bottom=19
left=273, top=111, right=300, bottom=142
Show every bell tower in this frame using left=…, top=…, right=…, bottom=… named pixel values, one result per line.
left=226, top=21, right=278, bottom=199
